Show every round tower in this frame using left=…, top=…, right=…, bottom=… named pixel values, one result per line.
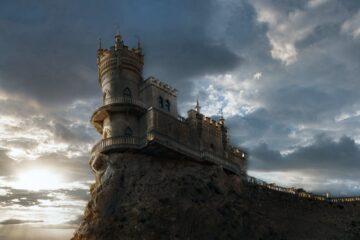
left=91, top=33, right=146, bottom=150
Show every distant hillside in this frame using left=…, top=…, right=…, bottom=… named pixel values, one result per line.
left=72, top=153, right=360, bottom=240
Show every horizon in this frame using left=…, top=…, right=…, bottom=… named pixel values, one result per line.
left=0, top=0, right=360, bottom=239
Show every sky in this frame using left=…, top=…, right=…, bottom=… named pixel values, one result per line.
left=0, top=0, right=359, bottom=239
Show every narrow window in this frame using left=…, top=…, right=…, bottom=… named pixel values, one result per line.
left=158, top=96, right=164, bottom=108
left=165, top=100, right=170, bottom=112
left=103, top=89, right=110, bottom=101
left=210, top=143, right=215, bottom=151
left=123, top=87, right=132, bottom=98
left=103, top=128, right=111, bottom=139
left=124, top=127, right=133, bottom=137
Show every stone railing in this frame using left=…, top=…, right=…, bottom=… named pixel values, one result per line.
left=245, top=175, right=360, bottom=203
left=91, top=136, right=143, bottom=156
left=103, top=97, right=147, bottom=109
left=200, top=151, right=243, bottom=175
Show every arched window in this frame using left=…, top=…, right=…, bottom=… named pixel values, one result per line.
left=124, top=127, right=133, bottom=137
left=210, top=143, right=215, bottom=151
left=158, top=96, right=164, bottom=108
left=165, top=100, right=170, bottom=112
left=123, top=87, right=132, bottom=99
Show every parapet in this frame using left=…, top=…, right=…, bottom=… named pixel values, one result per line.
left=97, top=34, right=144, bottom=80
left=187, top=109, right=225, bottom=129
left=142, top=76, right=177, bottom=97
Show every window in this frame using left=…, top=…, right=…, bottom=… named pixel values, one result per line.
left=124, top=127, right=133, bottom=137
left=165, top=100, right=170, bottom=112
left=123, top=87, right=132, bottom=98
left=103, top=128, right=111, bottom=139
left=103, top=89, right=110, bottom=101
left=158, top=96, right=164, bottom=108
left=210, top=143, right=215, bottom=151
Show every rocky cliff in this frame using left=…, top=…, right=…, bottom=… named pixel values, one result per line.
left=72, top=153, right=360, bottom=240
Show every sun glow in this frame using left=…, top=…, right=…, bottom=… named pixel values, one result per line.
left=13, top=169, right=63, bottom=191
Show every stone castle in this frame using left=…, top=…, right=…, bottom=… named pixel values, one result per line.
left=89, top=33, right=360, bottom=204
left=90, top=33, right=247, bottom=175
left=72, top=33, right=360, bottom=240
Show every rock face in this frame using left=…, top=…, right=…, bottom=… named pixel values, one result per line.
left=72, top=153, right=360, bottom=240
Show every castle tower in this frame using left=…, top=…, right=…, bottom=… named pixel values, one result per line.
left=91, top=33, right=145, bottom=144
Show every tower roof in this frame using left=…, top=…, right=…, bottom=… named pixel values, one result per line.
left=195, top=97, right=201, bottom=113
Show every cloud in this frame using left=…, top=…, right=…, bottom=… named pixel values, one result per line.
left=0, top=0, right=358, bottom=203
left=251, top=134, right=360, bottom=175
left=308, top=0, right=329, bottom=9
left=64, top=215, right=83, bottom=225
left=341, top=10, right=360, bottom=39
left=0, top=0, right=243, bottom=106
left=0, top=150, right=17, bottom=176
left=0, top=219, right=43, bottom=225
left=0, top=187, right=89, bottom=207
left=248, top=134, right=360, bottom=194
left=251, top=0, right=353, bottom=65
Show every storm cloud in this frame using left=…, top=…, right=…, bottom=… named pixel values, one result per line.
left=0, top=1, right=359, bottom=235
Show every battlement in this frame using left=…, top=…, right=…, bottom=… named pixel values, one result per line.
left=142, top=76, right=177, bottom=97
left=87, top=33, right=360, bottom=225
left=202, top=115, right=224, bottom=128
left=97, top=34, right=144, bottom=81
left=91, top=33, right=247, bottom=178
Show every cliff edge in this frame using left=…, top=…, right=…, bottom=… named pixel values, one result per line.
left=72, top=153, right=360, bottom=240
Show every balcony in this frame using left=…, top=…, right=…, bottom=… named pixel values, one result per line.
left=91, top=136, right=144, bottom=156
left=103, top=97, right=147, bottom=109
left=91, top=97, right=148, bottom=133
left=90, top=131, right=244, bottom=177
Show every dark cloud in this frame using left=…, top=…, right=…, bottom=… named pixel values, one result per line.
left=64, top=215, right=83, bottom=225
left=0, top=0, right=358, bottom=205
left=0, top=188, right=55, bottom=207
left=250, top=134, right=360, bottom=177
left=52, top=121, right=94, bottom=145
left=0, top=219, right=43, bottom=225
left=0, top=187, right=89, bottom=207
left=226, top=109, right=293, bottom=150
left=0, top=0, right=242, bottom=105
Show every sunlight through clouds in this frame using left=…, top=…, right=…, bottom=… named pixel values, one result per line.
left=196, top=72, right=262, bottom=117
left=12, top=169, right=63, bottom=191
left=0, top=0, right=359, bottom=238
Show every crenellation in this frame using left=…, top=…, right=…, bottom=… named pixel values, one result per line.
left=92, top=33, right=247, bottom=182
left=88, top=33, right=360, bottom=205
left=142, top=76, right=177, bottom=96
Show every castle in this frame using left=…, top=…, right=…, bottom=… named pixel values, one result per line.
left=88, top=33, right=360, bottom=204
left=90, top=33, right=247, bottom=175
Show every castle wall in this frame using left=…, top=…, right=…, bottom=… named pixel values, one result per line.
left=186, top=110, right=226, bottom=156
left=102, top=113, right=140, bottom=139
left=146, top=108, right=192, bottom=148
left=199, top=121, right=224, bottom=156
left=101, top=67, right=141, bottom=102
left=140, top=79, right=177, bottom=117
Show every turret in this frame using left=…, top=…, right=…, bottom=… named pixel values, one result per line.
left=91, top=33, right=146, bottom=142
left=97, top=33, right=144, bottom=102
